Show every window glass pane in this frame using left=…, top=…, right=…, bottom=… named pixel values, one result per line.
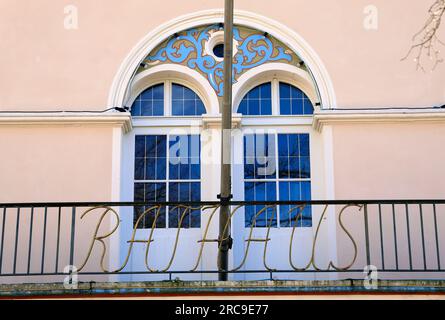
left=237, top=82, right=272, bottom=115
left=278, top=134, right=310, bottom=179
left=172, top=83, right=206, bottom=116
left=278, top=133, right=312, bottom=227
left=131, top=84, right=164, bottom=116
left=169, top=182, right=201, bottom=228
left=134, top=183, right=166, bottom=228
left=244, top=181, right=277, bottom=228
left=279, top=82, right=314, bottom=115
left=300, top=181, right=312, bottom=227
left=134, top=134, right=201, bottom=229
left=299, top=134, right=310, bottom=156
left=244, top=134, right=276, bottom=180
left=278, top=181, right=312, bottom=227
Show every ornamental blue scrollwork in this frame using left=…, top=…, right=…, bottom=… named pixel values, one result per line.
left=144, top=25, right=293, bottom=96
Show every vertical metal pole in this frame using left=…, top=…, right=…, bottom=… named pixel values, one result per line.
left=218, top=0, right=234, bottom=281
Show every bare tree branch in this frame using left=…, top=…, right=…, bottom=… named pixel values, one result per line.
left=402, top=0, right=445, bottom=72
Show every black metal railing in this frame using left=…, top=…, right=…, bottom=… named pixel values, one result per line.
left=0, top=200, right=444, bottom=282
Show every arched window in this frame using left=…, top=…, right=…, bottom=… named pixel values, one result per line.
left=236, top=80, right=314, bottom=228
left=237, top=81, right=313, bottom=116
left=131, top=82, right=207, bottom=117
left=131, top=82, right=206, bottom=229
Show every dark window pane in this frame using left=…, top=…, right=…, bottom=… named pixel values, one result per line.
left=249, top=86, right=260, bottom=99
left=238, top=83, right=272, bottom=115
left=135, top=136, right=145, bottom=158
left=303, top=97, right=314, bottom=115
left=156, top=157, right=166, bottom=180
left=134, top=183, right=145, bottom=202
left=180, top=163, right=190, bottom=180
left=191, top=163, right=200, bottom=179
left=248, top=99, right=260, bottom=115
left=290, top=85, right=303, bottom=99
left=196, top=100, right=206, bottom=115
left=145, top=136, right=157, bottom=157
left=153, top=100, right=164, bottom=116
left=299, top=134, right=310, bottom=156
left=133, top=183, right=166, bottom=228
left=279, top=82, right=290, bottom=98
left=299, top=156, right=311, bottom=178
left=291, top=99, right=304, bottom=115
left=279, top=82, right=313, bottom=116
left=140, top=101, right=153, bottom=116
left=156, top=136, right=167, bottom=157
left=172, top=83, right=206, bottom=116
left=169, top=159, right=179, bottom=180
left=134, top=158, right=145, bottom=180
left=288, top=156, right=299, bottom=179
left=244, top=182, right=277, bottom=228
left=288, top=135, right=299, bottom=157
left=183, top=99, right=195, bottom=115
left=131, top=84, right=164, bottom=117
left=238, top=100, right=247, bottom=114
left=131, top=99, right=141, bottom=116
left=152, top=84, right=164, bottom=99
left=172, top=83, right=183, bottom=99
left=279, top=182, right=290, bottom=227
left=172, top=100, right=183, bottom=115
left=280, top=99, right=291, bottom=115
left=183, top=86, right=195, bottom=99
left=278, top=157, right=289, bottom=179
left=261, top=99, right=272, bottom=115
left=168, top=182, right=201, bottom=228
left=278, top=135, right=288, bottom=157
left=145, top=157, right=156, bottom=180
left=260, top=82, right=272, bottom=99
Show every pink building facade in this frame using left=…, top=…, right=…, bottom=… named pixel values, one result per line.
left=0, top=1, right=444, bottom=288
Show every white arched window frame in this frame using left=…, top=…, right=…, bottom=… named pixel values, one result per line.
left=230, top=64, right=322, bottom=229
left=124, top=66, right=218, bottom=232
left=112, top=11, right=337, bottom=278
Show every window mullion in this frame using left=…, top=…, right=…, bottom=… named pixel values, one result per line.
left=165, top=80, right=172, bottom=116
left=272, top=78, right=280, bottom=115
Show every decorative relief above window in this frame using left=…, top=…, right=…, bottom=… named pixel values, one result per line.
left=139, top=24, right=306, bottom=97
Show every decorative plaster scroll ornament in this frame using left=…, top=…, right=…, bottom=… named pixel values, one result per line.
left=141, top=24, right=303, bottom=97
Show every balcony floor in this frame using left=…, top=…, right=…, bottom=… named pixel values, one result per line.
left=1, top=280, right=445, bottom=299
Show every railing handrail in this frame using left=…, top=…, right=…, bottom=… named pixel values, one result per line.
left=2, top=199, right=445, bottom=207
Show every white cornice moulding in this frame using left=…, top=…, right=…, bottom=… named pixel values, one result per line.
left=313, top=109, right=445, bottom=132
left=0, top=112, right=133, bottom=133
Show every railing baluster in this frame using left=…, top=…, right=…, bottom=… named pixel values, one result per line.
left=69, top=207, right=76, bottom=269
left=405, top=204, right=413, bottom=270
left=0, top=207, right=6, bottom=274
left=419, top=204, right=427, bottom=270
left=27, top=207, right=34, bottom=274
left=40, top=207, right=48, bottom=274
left=432, top=204, right=441, bottom=270
left=378, top=204, right=385, bottom=270
left=363, top=204, right=371, bottom=267
left=392, top=204, right=399, bottom=270
left=55, top=206, right=61, bottom=273
left=13, top=207, right=20, bottom=274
